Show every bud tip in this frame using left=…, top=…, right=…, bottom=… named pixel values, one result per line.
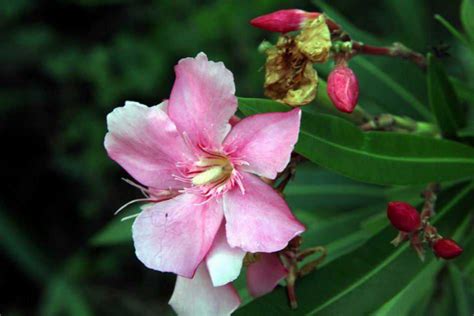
left=250, top=9, right=320, bottom=33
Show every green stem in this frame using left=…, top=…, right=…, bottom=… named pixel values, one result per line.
left=360, top=113, right=439, bottom=137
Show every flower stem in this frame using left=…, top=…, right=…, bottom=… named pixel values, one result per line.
left=420, top=183, right=440, bottom=221
left=360, top=113, right=439, bottom=136
left=351, top=42, right=427, bottom=70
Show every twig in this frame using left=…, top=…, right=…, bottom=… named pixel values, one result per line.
left=360, top=113, right=439, bottom=136
left=420, top=183, right=441, bottom=220
left=351, top=42, right=427, bottom=70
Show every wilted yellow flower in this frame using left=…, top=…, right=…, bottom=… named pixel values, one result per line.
left=296, top=15, right=332, bottom=63
left=262, top=15, right=331, bottom=107
left=264, top=36, right=318, bottom=107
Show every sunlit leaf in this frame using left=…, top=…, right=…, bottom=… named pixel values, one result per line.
left=239, top=98, right=474, bottom=185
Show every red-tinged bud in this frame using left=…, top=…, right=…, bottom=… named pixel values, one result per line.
left=433, top=238, right=463, bottom=259
left=327, top=64, right=359, bottom=113
left=387, top=201, right=421, bottom=233
left=250, top=9, right=320, bottom=33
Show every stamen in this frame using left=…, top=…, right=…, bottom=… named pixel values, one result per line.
left=192, top=166, right=226, bottom=185
left=121, top=213, right=140, bottom=221
left=114, top=198, right=152, bottom=215
left=122, top=178, right=150, bottom=197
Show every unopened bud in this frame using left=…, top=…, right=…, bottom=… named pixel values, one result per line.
left=327, top=64, right=359, bottom=113
left=250, top=9, right=320, bottom=33
left=387, top=201, right=421, bottom=233
left=433, top=238, right=463, bottom=259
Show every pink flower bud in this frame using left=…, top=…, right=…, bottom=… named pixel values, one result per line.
left=433, top=238, right=463, bottom=259
left=327, top=65, right=359, bottom=113
left=387, top=201, right=421, bottom=233
left=250, top=9, right=320, bottom=33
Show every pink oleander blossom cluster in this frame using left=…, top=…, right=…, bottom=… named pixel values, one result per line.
left=104, top=53, right=304, bottom=315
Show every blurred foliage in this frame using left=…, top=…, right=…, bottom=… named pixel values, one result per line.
left=1, top=0, right=473, bottom=315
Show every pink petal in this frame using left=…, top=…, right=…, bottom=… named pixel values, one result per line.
left=223, top=173, right=305, bottom=253
left=206, top=225, right=246, bottom=287
left=223, top=109, right=301, bottom=179
left=104, top=101, right=194, bottom=190
left=247, top=253, right=288, bottom=297
left=169, top=263, right=241, bottom=316
left=132, top=194, right=223, bottom=278
left=168, top=53, right=237, bottom=149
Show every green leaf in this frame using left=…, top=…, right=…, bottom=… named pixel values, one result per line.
left=239, top=98, right=474, bottom=185
left=427, top=53, right=465, bottom=137
left=461, top=0, right=474, bottom=43
left=449, top=264, right=471, bottom=316
left=353, top=57, right=432, bottom=120
left=301, top=204, right=385, bottom=266
left=450, top=76, right=474, bottom=104
left=40, top=277, right=93, bottom=316
left=313, top=0, right=431, bottom=121
left=434, top=15, right=471, bottom=48
left=0, top=205, right=51, bottom=283
left=286, top=163, right=385, bottom=215
left=383, top=0, right=429, bottom=51
left=90, top=203, right=143, bottom=246
left=372, top=259, right=442, bottom=316
left=235, top=182, right=474, bottom=315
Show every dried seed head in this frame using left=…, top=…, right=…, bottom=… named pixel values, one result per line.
left=263, top=36, right=318, bottom=106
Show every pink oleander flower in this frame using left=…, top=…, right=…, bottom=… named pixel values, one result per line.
left=104, top=53, right=304, bottom=291
left=170, top=232, right=288, bottom=315
left=327, top=64, right=359, bottom=113
left=250, top=9, right=320, bottom=33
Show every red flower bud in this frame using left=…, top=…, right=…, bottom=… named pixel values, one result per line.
left=250, top=9, right=320, bottom=33
left=433, top=238, right=463, bottom=259
left=327, top=65, right=359, bottom=113
left=387, top=201, right=421, bottom=233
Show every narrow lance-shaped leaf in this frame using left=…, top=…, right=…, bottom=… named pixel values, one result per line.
left=434, top=15, right=471, bottom=48
left=461, top=0, right=474, bottom=43
left=89, top=203, right=143, bottom=246
left=313, top=0, right=432, bottom=121
left=239, top=98, right=474, bottom=185
left=427, top=53, right=465, bottom=137
left=450, top=76, right=474, bottom=104
left=235, top=182, right=474, bottom=315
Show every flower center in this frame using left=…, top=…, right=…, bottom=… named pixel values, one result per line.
left=191, top=156, right=233, bottom=186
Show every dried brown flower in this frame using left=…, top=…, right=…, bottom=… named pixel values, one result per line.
left=263, top=15, right=331, bottom=106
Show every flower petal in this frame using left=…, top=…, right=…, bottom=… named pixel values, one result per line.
left=104, top=101, right=194, bottom=189
left=206, top=225, right=246, bottom=287
left=247, top=253, right=288, bottom=297
left=169, top=263, right=241, bottom=316
left=223, top=109, right=301, bottom=179
left=223, top=173, right=305, bottom=253
left=132, top=194, right=223, bottom=278
left=168, top=53, right=237, bottom=149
